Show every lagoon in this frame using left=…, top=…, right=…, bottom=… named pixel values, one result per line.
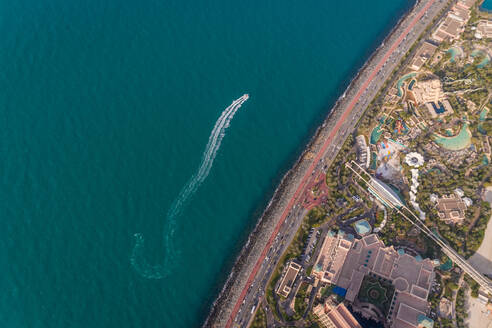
left=434, top=123, right=472, bottom=151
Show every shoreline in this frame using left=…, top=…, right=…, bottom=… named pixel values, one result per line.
left=202, top=0, right=450, bottom=326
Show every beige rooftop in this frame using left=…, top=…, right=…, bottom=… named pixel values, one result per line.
left=313, top=233, right=436, bottom=328
left=410, top=42, right=437, bottom=71
left=436, top=194, right=467, bottom=225
left=314, top=302, right=362, bottom=328
left=411, top=78, right=444, bottom=104
left=276, top=261, right=301, bottom=298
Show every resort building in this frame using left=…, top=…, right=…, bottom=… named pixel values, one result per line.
left=276, top=261, right=301, bottom=297
left=457, top=0, right=475, bottom=10
left=410, top=42, right=437, bottom=71
left=356, top=135, right=370, bottom=169
left=435, top=194, right=467, bottom=225
left=313, top=233, right=436, bottom=328
left=450, top=4, right=470, bottom=22
left=313, top=231, right=353, bottom=285
left=410, top=78, right=454, bottom=118
left=476, top=20, right=492, bottom=39
left=431, top=4, right=470, bottom=42
left=412, top=79, right=444, bottom=104
left=313, top=302, right=362, bottom=328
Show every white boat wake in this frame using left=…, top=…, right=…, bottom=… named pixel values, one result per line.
left=131, top=94, right=249, bottom=279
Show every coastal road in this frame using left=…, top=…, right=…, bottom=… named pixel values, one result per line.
left=223, top=0, right=450, bottom=327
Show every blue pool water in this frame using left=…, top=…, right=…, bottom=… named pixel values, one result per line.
left=397, top=72, right=417, bottom=97
left=471, top=49, right=490, bottom=68
left=481, top=0, right=492, bottom=11
left=432, top=101, right=446, bottom=114
left=447, top=47, right=459, bottom=62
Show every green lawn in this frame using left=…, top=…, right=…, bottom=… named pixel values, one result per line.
left=251, top=306, right=267, bottom=328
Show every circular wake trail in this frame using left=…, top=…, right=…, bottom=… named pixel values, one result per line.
left=131, top=94, right=249, bottom=279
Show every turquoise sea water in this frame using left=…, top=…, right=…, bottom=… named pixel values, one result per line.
left=0, top=0, right=412, bottom=327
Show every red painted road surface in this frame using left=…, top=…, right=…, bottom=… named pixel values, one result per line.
left=225, top=0, right=437, bottom=326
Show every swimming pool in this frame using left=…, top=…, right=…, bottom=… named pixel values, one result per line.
left=408, top=79, right=415, bottom=90
left=433, top=122, right=471, bottom=151
left=447, top=47, right=458, bottom=63
left=431, top=101, right=446, bottom=114
left=370, top=123, right=384, bottom=144
left=471, top=49, right=490, bottom=68
left=354, top=219, right=372, bottom=236
left=480, top=107, right=488, bottom=121
left=396, top=72, right=417, bottom=97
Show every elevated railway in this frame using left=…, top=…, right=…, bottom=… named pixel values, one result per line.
left=346, top=160, right=492, bottom=296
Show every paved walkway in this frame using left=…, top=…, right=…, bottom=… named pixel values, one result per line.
left=302, top=172, right=328, bottom=209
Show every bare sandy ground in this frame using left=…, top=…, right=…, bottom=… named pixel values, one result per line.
left=465, top=289, right=492, bottom=328
left=468, top=187, right=492, bottom=275
left=466, top=187, right=492, bottom=327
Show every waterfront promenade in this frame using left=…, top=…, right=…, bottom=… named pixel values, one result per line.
left=204, top=0, right=451, bottom=327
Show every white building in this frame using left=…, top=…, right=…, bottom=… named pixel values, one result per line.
left=405, top=152, right=424, bottom=168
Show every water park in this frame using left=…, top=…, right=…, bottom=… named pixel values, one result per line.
left=354, top=219, right=372, bottom=236
left=396, top=72, right=417, bottom=97
left=447, top=46, right=464, bottom=63
left=471, top=49, right=491, bottom=68
left=433, top=122, right=472, bottom=151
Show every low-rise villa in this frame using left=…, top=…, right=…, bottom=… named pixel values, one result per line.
left=435, top=194, right=468, bottom=225
left=276, top=261, right=301, bottom=297
left=476, top=19, right=492, bottom=39
left=431, top=3, right=471, bottom=42
left=410, top=42, right=438, bottom=71
left=411, top=78, right=444, bottom=104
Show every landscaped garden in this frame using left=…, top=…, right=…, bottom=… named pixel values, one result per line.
left=357, top=275, right=395, bottom=316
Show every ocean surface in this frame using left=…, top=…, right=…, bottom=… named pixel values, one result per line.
left=0, top=0, right=412, bottom=327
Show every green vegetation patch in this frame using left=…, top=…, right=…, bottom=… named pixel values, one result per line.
left=357, top=275, right=395, bottom=316
left=251, top=306, right=267, bottom=328
left=294, top=282, right=309, bottom=319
